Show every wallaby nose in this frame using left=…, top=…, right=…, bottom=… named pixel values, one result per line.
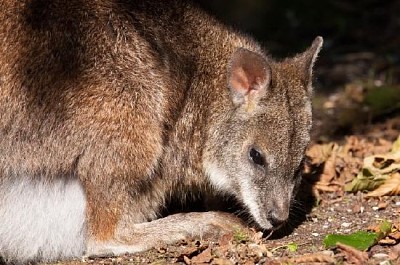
left=267, top=210, right=287, bottom=227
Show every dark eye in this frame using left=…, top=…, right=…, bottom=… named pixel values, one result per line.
left=249, top=147, right=266, bottom=167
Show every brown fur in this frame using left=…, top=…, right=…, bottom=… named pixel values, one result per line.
left=0, top=0, right=322, bottom=262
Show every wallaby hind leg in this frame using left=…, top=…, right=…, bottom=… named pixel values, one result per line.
left=86, top=211, right=245, bottom=258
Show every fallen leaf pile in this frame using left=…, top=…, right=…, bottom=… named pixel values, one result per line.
left=304, top=134, right=400, bottom=198
left=347, top=135, right=400, bottom=196
left=166, top=229, right=271, bottom=265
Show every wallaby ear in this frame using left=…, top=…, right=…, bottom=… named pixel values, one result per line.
left=227, top=48, right=271, bottom=110
left=297, top=36, right=323, bottom=90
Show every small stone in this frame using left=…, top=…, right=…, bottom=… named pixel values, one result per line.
left=341, top=222, right=351, bottom=228
left=248, top=243, right=267, bottom=258
left=372, top=253, right=389, bottom=260
left=312, top=233, right=319, bottom=237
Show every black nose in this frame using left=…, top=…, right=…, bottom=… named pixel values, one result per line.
left=267, top=210, right=286, bottom=227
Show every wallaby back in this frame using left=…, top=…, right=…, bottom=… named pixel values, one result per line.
left=0, top=0, right=322, bottom=263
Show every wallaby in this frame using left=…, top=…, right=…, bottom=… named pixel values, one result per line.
left=0, top=0, right=323, bottom=263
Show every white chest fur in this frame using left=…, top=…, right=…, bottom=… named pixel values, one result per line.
left=0, top=177, right=86, bottom=263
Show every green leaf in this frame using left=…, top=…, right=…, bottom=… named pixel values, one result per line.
left=287, top=242, right=298, bottom=252
left=377, top=220, right=392, bottom=240
left=323, top=231, right=378, bottom=251
left=345, top=171, right=387, bottom=192
left=232, top=227, right=249, bottom=243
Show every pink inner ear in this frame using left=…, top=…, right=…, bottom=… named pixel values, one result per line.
left=227, top=48, right=271, bottom=106
left=230, top=67, right=250, bottom=94
left=228, top=48, right=270, bottom=98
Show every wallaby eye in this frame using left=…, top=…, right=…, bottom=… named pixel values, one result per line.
left=249, top=147, right=266, bottom=167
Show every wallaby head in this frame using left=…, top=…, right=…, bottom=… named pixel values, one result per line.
left=204, top=37, right=323, bottom=230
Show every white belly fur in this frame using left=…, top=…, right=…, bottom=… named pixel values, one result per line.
left=0, top=177, right=86, bottom=263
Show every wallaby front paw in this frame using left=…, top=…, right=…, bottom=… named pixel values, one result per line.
left=85, top=212, right=245, bottom=258
left=189, top=211, right=247, bottom=240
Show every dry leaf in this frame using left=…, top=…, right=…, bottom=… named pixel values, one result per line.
left=367, top=224, right=380, bottom=233
left=314, top=184, right=340, bottom=192
left=318, top=150, right=338, bottom=184
left=183, top=255, right=191, bottom=265
left=389, top=231, right=400, bottom=241
left=191, top=247, right=212, bottom=264
left=368, top=153, right=400, bottom=174
left=367, top=172, right=400, bottom=197
left=378, top=201, right=389, bottom=210
left=392, top=222, right=400, bottom=230
left=304, top=142, right=355, bottom=194
left=215, top=233, right=233, bottom=256
left=306, top=143, right=337, bottom=165
left=379, top=237, right=397, bottom=245
left=336, top=243, right=368, bottom=265
left=388, top=243, right=400, bottom=260
left=218, top=233, right=233, bottom=247
left=180, top=246, right=200, bottom=257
